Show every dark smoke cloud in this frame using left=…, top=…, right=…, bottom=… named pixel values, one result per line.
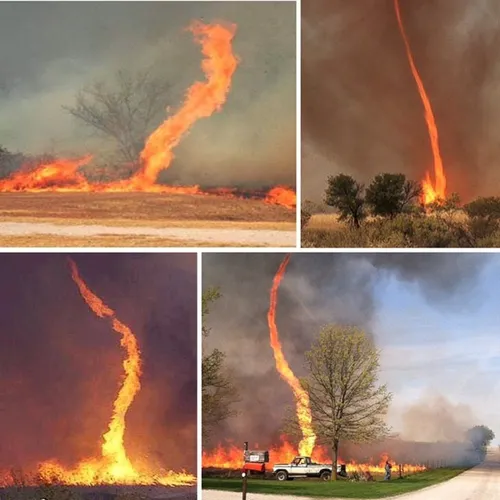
left=202, top=252, right=488, bottom=449
left=0, top=254, right=197, bottom=474
left=302, top=0, right=500, bottom=201
left=0, top=1, right=295, bottom=189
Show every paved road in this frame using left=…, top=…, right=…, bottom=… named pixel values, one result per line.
left=203, top=449, right=500, bottom=500
left=392, top=448, right=500, bottom=500
left=0, top=222, right=295, bottom=247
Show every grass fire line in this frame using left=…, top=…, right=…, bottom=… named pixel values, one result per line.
left=0, top=258, right=195, bottom=487
left=0, top=21, right=295, bottom=210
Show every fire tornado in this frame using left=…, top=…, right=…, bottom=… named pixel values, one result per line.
left=0, top=20, right=295, bottom=208
left=267, top=254, right=316, bottom=457
left=394, top=0, right=447, bottom=204
left=36, top=259, right=195, bottom=486
left=128, top=22, right=239, bottom=189
left=0, top=22, right=237, bottom=195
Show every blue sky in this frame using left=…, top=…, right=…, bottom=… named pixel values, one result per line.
left=373, top=255, right=500, bottom=444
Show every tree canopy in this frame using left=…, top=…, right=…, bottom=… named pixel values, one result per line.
left=64, top=69, right=171, bottom=165
left=324, top=174, right=366, bottom=228
left=365, top=173, right=422, bottom=218
left=202, top=287, right=238, bottom=442
left=302, top=325, right=392, bottom=480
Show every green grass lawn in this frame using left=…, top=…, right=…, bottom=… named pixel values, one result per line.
left=202, top=468, right=466, bottom=498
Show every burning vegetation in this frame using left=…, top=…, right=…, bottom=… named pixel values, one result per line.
left=202, top=253, right=494, bottom=485
left=203, top=254, right=426, bottom=480
left=0, top=255, right=196, bottom=489
left=0, top=21, right=295, bottom=210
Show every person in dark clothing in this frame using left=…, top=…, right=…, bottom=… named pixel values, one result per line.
left=384, top=460, right=392, bottom=481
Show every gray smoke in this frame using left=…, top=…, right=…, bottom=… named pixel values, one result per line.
left=401, top=394, right=477, bottom=443
left=0, top=1, right=295, bottom=188
left=202, top=253, right=488, bottom=451
left=302, top=0, right=500, bottom=201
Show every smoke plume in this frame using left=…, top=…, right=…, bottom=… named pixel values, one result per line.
left=302, top=0, right=500, bottom=201
left=0, top=1, right=295, bottom=189
left=400, top=394, right=477, bottom=443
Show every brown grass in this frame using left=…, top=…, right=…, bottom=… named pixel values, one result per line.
left=0, top=192, right=295, bottom=228
left=307, top=213, right=344, bottom=231
left=0, top=234, right=267, bottom=247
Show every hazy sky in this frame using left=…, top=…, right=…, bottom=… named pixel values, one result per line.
left=203, top=252, right=499, bottom=447
left=0, top=253, right=197, bottom=474
left=302, top=0, right=500, bottom=202
left=376, top=258, right=500, bottom=444
left=0, top=1, right=296, bottom=188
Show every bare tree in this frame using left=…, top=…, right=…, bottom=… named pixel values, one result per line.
left=303, top=325, right=392, bottom=480
left=202, top=288, right=239, bottom=442
left=64, top=69, right=171, bottom=164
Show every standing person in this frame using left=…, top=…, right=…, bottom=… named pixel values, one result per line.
left=384, top=460, right=392, bottom=481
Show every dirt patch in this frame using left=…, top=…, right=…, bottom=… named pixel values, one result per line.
left=0, top=222, right=295, bottom=247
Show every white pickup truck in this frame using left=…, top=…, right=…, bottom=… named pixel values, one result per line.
left=272, top=456, right=346, bottom=481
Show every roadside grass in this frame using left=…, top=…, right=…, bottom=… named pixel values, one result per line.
left=202, top=468, right=466, bottom=498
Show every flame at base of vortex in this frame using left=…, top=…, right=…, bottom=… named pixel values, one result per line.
left=268, top=255, right=316, bottom=457
left=0, top=259, right=195, bottom=487
left=202, top=438, right=427, bottom=475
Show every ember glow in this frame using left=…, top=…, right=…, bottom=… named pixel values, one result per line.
left=0, top=21, right=295, bottom=209
left=202, top=437, right=427, bottom=475
left=1, top=259, right=195, bottom=487
left=394, top=0, right=446, bottom=204
left=268, top=255, right=316, bottom=457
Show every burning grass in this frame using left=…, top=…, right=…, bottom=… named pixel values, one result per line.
left=202, top=468, right=467, bottom=498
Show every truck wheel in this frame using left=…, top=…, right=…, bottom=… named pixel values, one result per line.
left=276, top=471, right=288, bottom=481
left=320, top=471, right=331, bottom=481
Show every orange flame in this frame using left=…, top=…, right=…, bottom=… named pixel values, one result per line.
left=394, top=0, right=446, bottom=204
left=126, top=22, right=239, bottom=189
left=265, top=186, right=296, bottom=209
left=0, top=156, right=92, bottom=192
left=25, top=258, right=194, bottom=487
left=268, top=255, right=316, bottom=457
left=202, top=438, right=427, bottom=475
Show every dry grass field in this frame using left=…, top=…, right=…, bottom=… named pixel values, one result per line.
left=0, top=192, right=296, bottom=247
left=302, top=209, right=499, bottom=248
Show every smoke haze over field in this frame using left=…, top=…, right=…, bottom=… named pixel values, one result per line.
left=302, top=0, right=500, bottom=202
left=0, top=1, right=295, bottom=188
left=202, top=253, right=499, bottom=457
left=0, top=254, right=197, bottom=474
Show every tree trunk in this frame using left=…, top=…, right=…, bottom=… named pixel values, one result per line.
left=331, top=439, right=339, bottom=481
